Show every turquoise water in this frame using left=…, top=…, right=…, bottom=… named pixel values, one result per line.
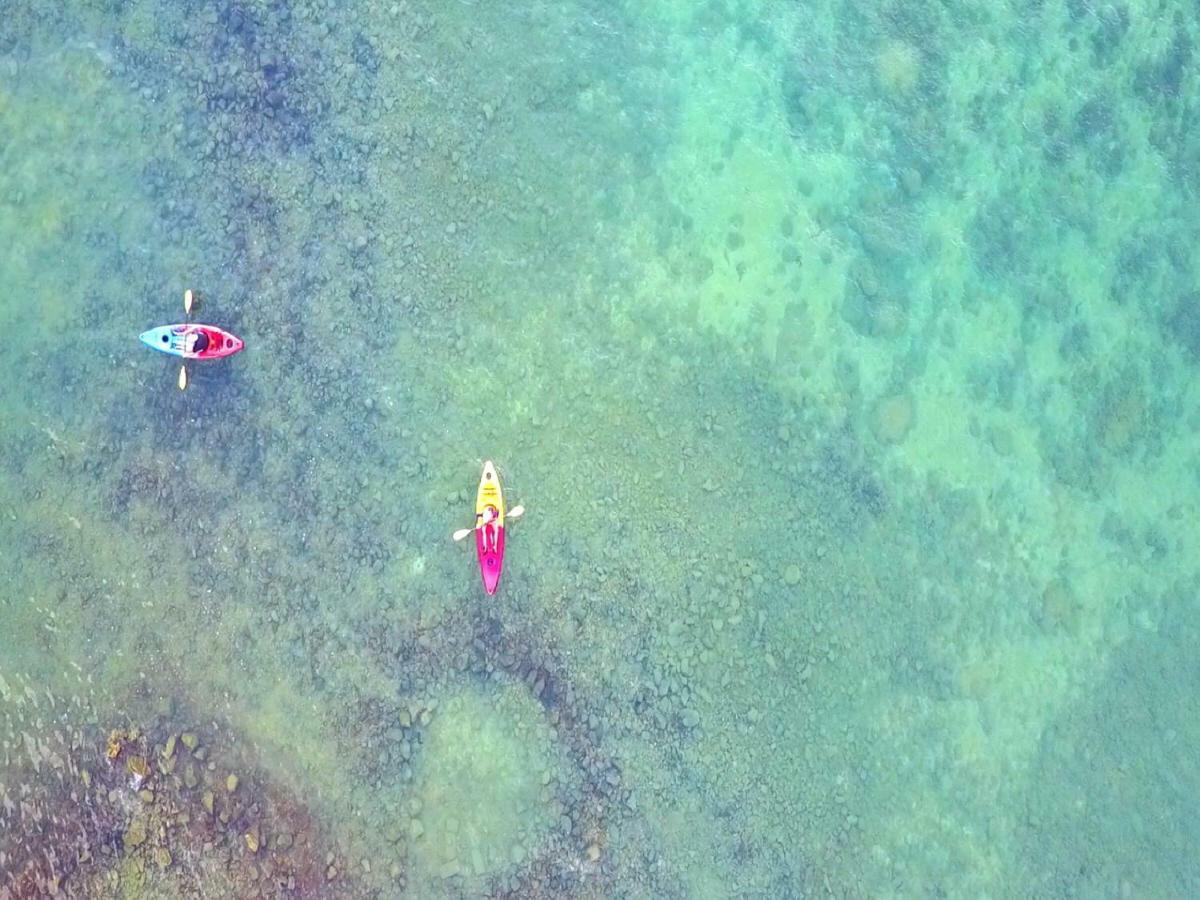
left=2, top=0, right=1198, bottom=896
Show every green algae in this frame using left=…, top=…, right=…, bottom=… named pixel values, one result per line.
left=0, top=42, right=163, bottom=370
left=409, top=685, right=563, bottom=888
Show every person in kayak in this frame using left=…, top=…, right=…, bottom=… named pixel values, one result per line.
left=477, top=504, right=500, bottom=552
left=185, top=331, right=210, bottom=354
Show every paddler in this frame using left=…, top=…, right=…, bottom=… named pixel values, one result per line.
left=477, top=503, right=501, bottom=553
left=184, top=331, right=210, bottom=354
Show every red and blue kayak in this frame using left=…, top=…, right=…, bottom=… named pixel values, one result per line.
left=140, top=324, right=244, bottom=360
left=474, top=460, right=507, bottom=595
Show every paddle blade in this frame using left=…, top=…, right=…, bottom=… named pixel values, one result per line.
left=183, top=289, right=194, bottom=315
left=178, top=365, right=188, bottom=390
left=452, top=527, right=472, bottom=542
left=507, top=505, right=524, bottom=519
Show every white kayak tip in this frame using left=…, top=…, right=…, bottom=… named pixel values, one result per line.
left=183, top=288, right=194, bottom=315
left=178, top=366, right=188, bottom=390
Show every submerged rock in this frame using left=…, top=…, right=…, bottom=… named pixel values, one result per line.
left=871, top=392, right=916, bottom=444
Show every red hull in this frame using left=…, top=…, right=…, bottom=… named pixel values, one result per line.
left=475, top=522, right=506, bottom=595
left=190, top=325, right=245, bottom=359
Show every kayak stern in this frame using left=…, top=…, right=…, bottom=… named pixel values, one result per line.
left=476, top=525, right=506, bottom=595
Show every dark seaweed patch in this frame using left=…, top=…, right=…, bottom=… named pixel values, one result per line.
left=352, top=31, right=381, bottom=74
left=1109, top=236, right=1155, bottom=306
left=780, top=59, right=848, bottom=153
left=184, top=2, right=315, bottom=159
left=781, top=63, right=813, bottom=139
left=1134, top=16, right=1191, bottom=105
left=1073, top=96, right=1125, bottom=178
left=217, top=1, right=260, bottom=46
left=1041, top=105, right=1070, bottom=167
left=1089, top=3, right=1130, bottom=66
left=1165, top=292, right=1200, bottom=362
left=967, top=196, right=1026, bottom=278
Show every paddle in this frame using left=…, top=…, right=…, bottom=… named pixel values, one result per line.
left=178, top=289, right=195, bottom=390
left=452, top=504, right=524, bottom=542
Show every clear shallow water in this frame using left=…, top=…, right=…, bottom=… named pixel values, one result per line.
left=2, top=0, right=1198, bottom=896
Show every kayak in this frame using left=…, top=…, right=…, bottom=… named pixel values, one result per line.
left=474, top=460, right=507, bottom=595
left=139, top=324, right=244, bottom=360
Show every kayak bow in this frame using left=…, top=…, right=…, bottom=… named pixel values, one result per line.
left=140, top=324, right=244, bottom=360
left=474, top=460, right=507, bottom=596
